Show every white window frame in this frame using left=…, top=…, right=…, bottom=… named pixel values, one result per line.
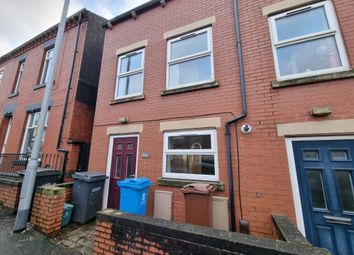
left=115, top=48, right=145, bottom=100
left=40, top=48, right=54, bottom=84
left=162, top=129, right=219, bottom=181
left=166, top=27, right=214, bottom=89
left=21, top=112, right=48, bottom=155
left=268, top=1, right=349, bottom=81
left=13, top=60, right=25, bottom=93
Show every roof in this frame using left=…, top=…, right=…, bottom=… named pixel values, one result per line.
left=103, top=0, right=170, bottom=28
left=0, top=9, right=106, bottom=64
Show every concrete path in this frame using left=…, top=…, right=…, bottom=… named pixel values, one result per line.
left=0, top=206, right=94, bottom=255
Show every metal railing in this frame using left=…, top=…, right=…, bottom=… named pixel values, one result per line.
left=0, top=153, right=67, bottom=178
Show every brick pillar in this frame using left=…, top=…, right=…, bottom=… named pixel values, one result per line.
left=31, top=186, right=65, bottom=236
left=0, top=177, right=22, bottom=212
left=93, top=215, right=115, bottom=255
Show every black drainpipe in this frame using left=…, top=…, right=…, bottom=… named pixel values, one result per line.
left=227, top=0, right=247, bottom=232
left=57, top=12, right=84, bottom=181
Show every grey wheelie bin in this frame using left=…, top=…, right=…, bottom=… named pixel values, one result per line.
left=71, top=171, right=107, bottom=224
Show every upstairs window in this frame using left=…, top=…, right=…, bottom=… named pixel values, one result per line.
left=167, top=27, right=214, bottom=89
left=40, top=48, right=54, bottom=85
left=163, top=130, right=219, bottom=181
left=12, top=60, right=25, bottom=93
left=115, top=49, right=145, bottom=99
left=268, top=1, right=349, bottom=81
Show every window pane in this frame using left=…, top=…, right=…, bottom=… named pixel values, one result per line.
left=117, top=144, right=123, bottom=150
left=117, top=77, right=128, bottom=96
left=115, top=155, right=122, bottom=178
left=277, top=36, right=341, bottom=76
left=307, top=170, right=327, bottom=209
left=120, top=57, right=129, bottom=73
left=303, top=150, right=320, bottom=160
left=166, top=154, right=215, bottom=175
left=171, top=32, right=208, bottom=60
left=126, top=154, right=134, bottom=177
left=169, top=56, right=211, bottom=88
left=336, top=171, right=354, bottom=212
left=119, top=52, right=143, bottom=73
left=168, top=134, right=211, bottom=150
left=331, top=150, right=349, bottom=161
left=117, top=73, right=143, bottom=97
left=276, top=7, right=329, bottom=41
left=127, top=143, right=133, bottom=149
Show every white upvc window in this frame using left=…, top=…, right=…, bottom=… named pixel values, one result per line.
left=167, top=27, right=214, bottom=89
left=115, top=49, right=145, bottom=99
left=21, top=112, right=48, bottom=155
left=13, top=60, right=25, bottom=93
left=268, top=1, right=349, bottom=81
left=163, top=129, right=219, bottom=181
left=40, top=48, right=54, bottom=84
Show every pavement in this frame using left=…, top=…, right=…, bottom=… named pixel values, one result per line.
left=0, top=206, right=95, bottom=255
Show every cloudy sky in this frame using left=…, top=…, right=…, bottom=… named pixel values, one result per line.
left=0, top=0, right=150, bottom=56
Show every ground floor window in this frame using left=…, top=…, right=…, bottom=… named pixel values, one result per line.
left=21, top=112, right=48, bottom=155
left=163, top=129, right=218, bottom=181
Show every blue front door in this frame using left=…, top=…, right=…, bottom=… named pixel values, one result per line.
left=293, top=140, right=354, bottom=255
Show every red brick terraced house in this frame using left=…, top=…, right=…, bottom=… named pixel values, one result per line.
left=0, top=9, right=106, bottom=179
left=89, top=0, right=354, bottom=254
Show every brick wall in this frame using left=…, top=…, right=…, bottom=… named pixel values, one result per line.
left=93, top=209, right=330, bottom=255
left=55, top=181, right=73, bottom=203
left=31, top=185, right=65, bottom=236
left=0, top=177, right=22, bottom=211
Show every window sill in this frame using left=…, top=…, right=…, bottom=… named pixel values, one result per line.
left=272, top=69, right=354, bottom=88
left=8, top=92, right=19, bottom=98
left=157, top=177, right=224, bottom=191
left=33, top=83, right=46, bottom=90
left=110, top=94, right=145, bottom=105
left=161, top=81, right=219, bottom=96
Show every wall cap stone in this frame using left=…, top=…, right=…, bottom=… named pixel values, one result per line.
left=0, top=177, right=22, bottom=186
left=36, top=185, right=65, bottom=196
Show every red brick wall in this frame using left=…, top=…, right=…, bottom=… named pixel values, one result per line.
left=89, top=0, right=240, bottom=225
left=0, top=181, right=21, bottom=211
left=31, top=186, right=65, bottom=236
left=90, top=0, right=354, bottom=238
left=0, top=19, right=96, bottom=176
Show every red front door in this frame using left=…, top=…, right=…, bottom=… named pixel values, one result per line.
left=107, top=137, right=138, bottom=209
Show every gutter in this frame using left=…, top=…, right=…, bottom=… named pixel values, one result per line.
left=226, top=0, right=247, bottom=232
left=103, top=0, right=169, bottom=28
left=56, top=11, right=84, bottom=181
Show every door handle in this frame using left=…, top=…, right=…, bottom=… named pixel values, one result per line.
left=323, top=215, right=352, bottom=225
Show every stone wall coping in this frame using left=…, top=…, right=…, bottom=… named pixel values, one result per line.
left=272, top=215, right=310, bottom=245
left=0, top=177, right=22, bottom=187
left=97, top=209, right=331, bottom=255
left=36, top=185, right=65, bottom=196
left=54, top=182, right=73, bottom=189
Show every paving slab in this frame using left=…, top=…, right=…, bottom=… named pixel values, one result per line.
left=0, top=206, right=94, bottom=255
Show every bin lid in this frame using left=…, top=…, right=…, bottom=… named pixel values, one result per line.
left=64, top=203, right=74, bottom=209
left=118, top=177, right=153, bottom=190
left=181, top=183, right=217, bottom=194
left=72, top=171, right=107, bottom=182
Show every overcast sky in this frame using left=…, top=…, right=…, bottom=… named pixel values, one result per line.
left=0, top=0, right=150, bottom=56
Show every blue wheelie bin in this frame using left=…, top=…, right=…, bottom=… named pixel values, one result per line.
left=117, top=177, right=153, bottom=215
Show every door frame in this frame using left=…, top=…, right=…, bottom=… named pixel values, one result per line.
left=285, top=135, right=354, bottom=237
left=102, top=134, right=140, bottom=209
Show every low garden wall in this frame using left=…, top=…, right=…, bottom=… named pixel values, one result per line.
left=93, top=209, right=331, bottom=255
left=0, top=176, right=22, bottom=212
